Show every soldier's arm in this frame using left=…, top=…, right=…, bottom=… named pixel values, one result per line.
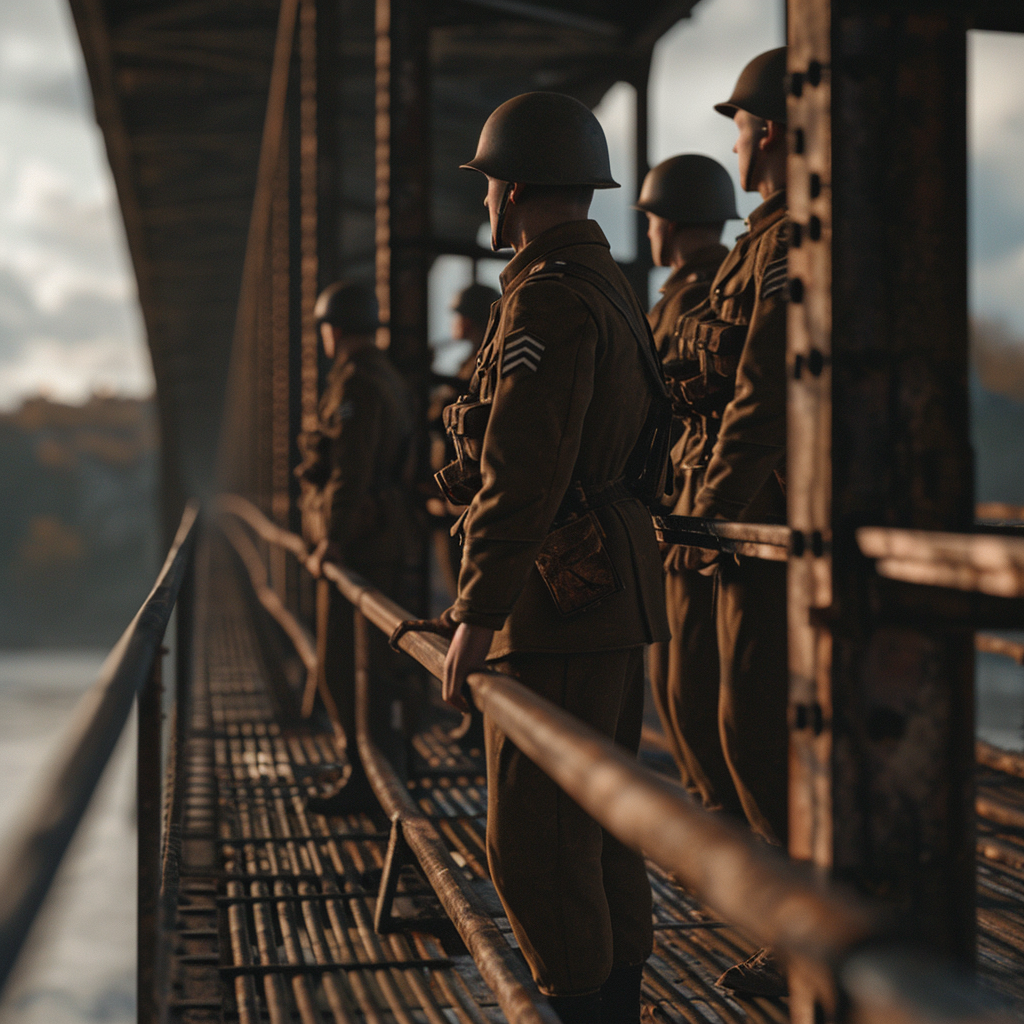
left=692, top=246, right=788, bottom=521
left=451, top=281, right=596, bottom=629
left=326, top=380, right=383, bottom=551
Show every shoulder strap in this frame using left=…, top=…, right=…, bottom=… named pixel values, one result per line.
left=521, top=258, right=670, bottom=400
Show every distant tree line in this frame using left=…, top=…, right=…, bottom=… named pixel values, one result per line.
left=0, top=394, right=158, bottom=649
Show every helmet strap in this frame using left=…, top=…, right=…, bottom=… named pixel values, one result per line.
left=492, top=181, right=514, bottom=252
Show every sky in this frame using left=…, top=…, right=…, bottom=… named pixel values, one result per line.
left=1, top=0, right=1023, bottom=404
left=0, top=0, right=148, bottom=409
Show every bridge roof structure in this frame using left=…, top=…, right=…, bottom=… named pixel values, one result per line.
left=67, top=0, right=707, bottom=526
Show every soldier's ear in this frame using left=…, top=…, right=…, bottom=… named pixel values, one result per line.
left=759, top=120, right=784, bottom=152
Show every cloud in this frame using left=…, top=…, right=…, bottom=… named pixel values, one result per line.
left=0, top=334, right=153, bottom=409
left=0, top=33, right=88, bottom=114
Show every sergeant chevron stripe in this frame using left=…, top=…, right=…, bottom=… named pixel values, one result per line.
left=761, top=256, right=789, bottom=300
left=502, top=333, right=546, bottom=376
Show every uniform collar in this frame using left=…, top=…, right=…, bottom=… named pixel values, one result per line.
left=660, top=242, right=730, bottom=293
left=500, top=219, right=610, bottom=291
left=744, top=189, right=787, bottom=237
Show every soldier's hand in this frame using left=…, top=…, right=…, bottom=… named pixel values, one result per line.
left=306, top=540, right=342, bottom=578
left=662, top=545, right=685, bottom=574
left=682, top=544, right=720, bottom=575
left=442, top=623, right=493, bottom=712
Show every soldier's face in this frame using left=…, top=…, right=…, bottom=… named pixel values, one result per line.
left=484, top=176, right=508, bottom=247
left=646, top=212, right=672, bottom=267
left=733, top=109, right=764, bottom=191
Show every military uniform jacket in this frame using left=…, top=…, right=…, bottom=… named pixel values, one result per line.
left=647, top=244, right=729, bottom=514
left=675, top=191, right=789, bottom=523
left=295, top=345, right=416, bottom=566
left=449, top=219, right=670, bottom=658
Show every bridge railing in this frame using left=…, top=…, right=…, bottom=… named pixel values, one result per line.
left=0, top=502, right=199, bottom=1015
left=220, top=493, right=1017, bottom=1024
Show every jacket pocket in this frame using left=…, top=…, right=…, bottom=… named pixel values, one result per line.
left=535, top=512, right=623, bottom=616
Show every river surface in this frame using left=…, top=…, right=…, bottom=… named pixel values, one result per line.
left=0, top=651, right=135, bottom=1024
left=0, top=644, right=1019, bottom=1022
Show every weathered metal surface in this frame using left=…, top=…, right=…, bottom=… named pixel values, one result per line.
left=975, top=636, right=1024, bottom=666
left=218, top=515, right=324, bottom=726
left=172, top=518, right=1024, bottom=1022
left=859, top=528, right=1024, bottom=598
left=785, top=1, right=977, bottom=989
left=298, top=0, right=320, bottom=440
left=654, top=515, right=790, bottom=561
left=374, top=0, right=430, bottom=373
left=138, top=653, right=163, bottom=1024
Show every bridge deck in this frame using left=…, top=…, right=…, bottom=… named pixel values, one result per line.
left=165, top=553, right=1024, bottom=1022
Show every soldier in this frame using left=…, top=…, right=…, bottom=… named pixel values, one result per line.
left=674, top=47, right=790, bottom=996
left=435, top=92, right=670, bottom=1023
left=450, top=282, right=501, bottom=381
left=636, top=154, right=745, bottom=816
left=295, top=280, right=417, bottom=810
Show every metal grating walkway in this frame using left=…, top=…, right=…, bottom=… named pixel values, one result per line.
left=165, top=550, right=1024, bottom=1022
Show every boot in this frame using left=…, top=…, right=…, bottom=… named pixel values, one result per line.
left=600, top=963, right=644, bottom=1023
left=715, top=948, right=787, bottom=998
left=547, top=990, right=602, bottom=1023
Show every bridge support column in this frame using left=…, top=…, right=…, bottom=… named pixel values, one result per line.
left=374, top=0, right=430, bottom=376
left=786, top=2, right=974, bottom=1018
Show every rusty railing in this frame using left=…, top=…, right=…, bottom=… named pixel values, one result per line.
left=0, top=502, right=198, bottom=1008
left=220, top=494, right=1016, bottom=1024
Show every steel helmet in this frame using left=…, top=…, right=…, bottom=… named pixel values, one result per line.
left=314, top=281, right=380, bottom=334
left=714, top=47, right=788, bottom=125
left=460, top=92, right=619, bottom=188
left=634, top=154, right=739, bottom=224
left=451, top=283, right=500, bottom=326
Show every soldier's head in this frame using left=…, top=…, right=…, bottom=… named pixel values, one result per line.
left=461, top=92, right=619, bottom=252
left=451, top=283, right=500, bottom=350
left=715, top=47, right=788, bottom=196
left=314, top=281, right=379, bottom=359
left=634, top=154, right=738, bottom=269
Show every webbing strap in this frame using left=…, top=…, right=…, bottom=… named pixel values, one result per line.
left=525, top=258, right=670, bottom=400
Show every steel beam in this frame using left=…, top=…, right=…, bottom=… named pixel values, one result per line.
left=786, top=5, right=975, bottom=1019
left=375, top=0, right=431, bottom=375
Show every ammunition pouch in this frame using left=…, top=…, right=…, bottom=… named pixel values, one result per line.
left=535, top=511, right=622, bottom=617
left=436, top=398, right=492, bottom=505
left=533, top=480, right=630, bottom=616
left=667, top=319, right=747, bottom=419
left=435, top=459, right=483, bottom=506
left=442, top=399, right=491, bottom=463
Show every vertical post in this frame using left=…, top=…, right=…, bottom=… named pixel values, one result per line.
left=374, top=0, right=430, bottom=374
left=137, top=651, right=164, bottom=1024
left=270, top=141, right=291, bottom=599
left=299, top=0, right=320, bottom=440
left=375, top=0, right=431, bottom=621
left=785, top=3, right=836, bottom=1016
left=315, top=0, right=341, bottom=291
left=786, top=2, right=973, bottom=1017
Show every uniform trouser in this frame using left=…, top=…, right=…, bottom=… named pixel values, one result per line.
left=317, top=562, right=407, bottom=772
left=485, top=647, right=653, bottom=997
left=715, top=556, right=789, bottom=847
left=648, top=567, right=743, bottom=815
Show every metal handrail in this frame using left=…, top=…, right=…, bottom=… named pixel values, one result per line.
left=0, top=501, right=198, bottom=996
left=858, top=526, right=1024, bottom=599
left=221, top=494, right=1016, bottom=1023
